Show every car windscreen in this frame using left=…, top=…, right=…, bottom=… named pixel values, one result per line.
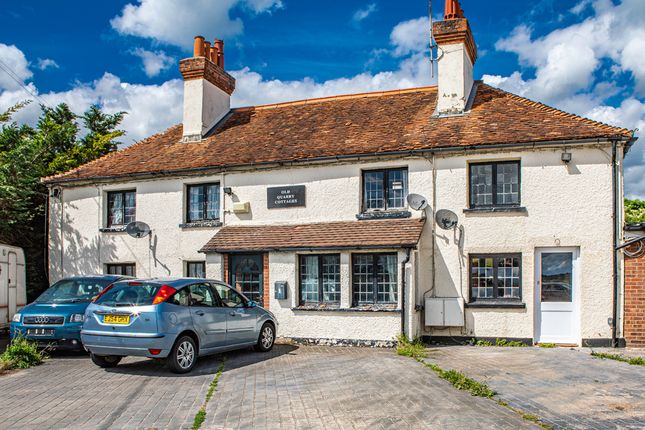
left=35, top=279, right=112, bottom=303
left=94, top=282, right=162, bottom=307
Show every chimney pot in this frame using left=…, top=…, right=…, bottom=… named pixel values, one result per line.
left=203, top=41, right=211, bottom=62
left=444, top=0, right=465, bottom=20
left=193, top=36, right=205, bottom=57
left=215, top=39, right=224, bottom=68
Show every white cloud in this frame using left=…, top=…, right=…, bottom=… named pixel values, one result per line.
left=484, top=0, right=645, bottom=198
left=0, top=43, right=32, bottom=91
left=390, top=17, right=429, bottom=57
left=110, top=0, right=283, bottom=49
left=352, top=3, right=378, bottom=24
left=130, top=48, right=175, bottom=77
left=35, top=58, right=59, bottom=71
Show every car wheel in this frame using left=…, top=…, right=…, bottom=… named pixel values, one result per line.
left=90, top=353, right=122, bottom=368
left=167, top=335, right=197, bottom=374
left=255, top=322, right=275, bottom=352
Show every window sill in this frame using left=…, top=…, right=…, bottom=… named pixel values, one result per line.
left=465, top=301, right=526, bottom=309
left=356, top=211, right=411, bottom=220
left=179, top=220, right=223, bottom=229
left=463, top=206, right=527, bottom=214
left=99, top=226, right=127, bottom=233
left=292, top=306, right=400, bottom=313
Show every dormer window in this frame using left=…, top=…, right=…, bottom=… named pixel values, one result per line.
left=362, top=168, right=408, bottom=212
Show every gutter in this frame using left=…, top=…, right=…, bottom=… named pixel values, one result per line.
left=200, top=244, right=420, bottom=254
left=44, top=136, right=632, bottom=187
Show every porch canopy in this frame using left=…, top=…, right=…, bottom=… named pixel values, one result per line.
left=199, top=218, right=425, bottom=253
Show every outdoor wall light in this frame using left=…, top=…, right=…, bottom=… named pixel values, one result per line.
left=223, top=187, right=233, bottom=195
left=561, top=151, right=572, bottom=164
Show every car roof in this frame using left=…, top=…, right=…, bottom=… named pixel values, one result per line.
left=111, top=278, right=228, bottom=288
left=59, top=275, right=132, bottom=281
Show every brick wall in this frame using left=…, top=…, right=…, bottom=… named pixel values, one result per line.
left=263, top=253, right=270, bottom=310
left=624, top=245, right=645, bottom=347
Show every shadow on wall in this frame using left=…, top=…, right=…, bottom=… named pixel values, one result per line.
left=58, top=209, right=118, bottom=279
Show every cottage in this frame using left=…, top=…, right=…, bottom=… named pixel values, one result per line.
left=43, top=1, right=637, bottom=347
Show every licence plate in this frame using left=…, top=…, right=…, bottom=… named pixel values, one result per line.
left=27, top=328, right=54, bottom=336
left=103, top=315, right=130, bottom=325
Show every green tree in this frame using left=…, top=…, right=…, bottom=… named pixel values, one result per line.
left=0, top=102, right=125, bottom=298
left=626, top=199, right=645, bottom=224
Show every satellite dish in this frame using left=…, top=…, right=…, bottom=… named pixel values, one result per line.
left=126, top=221, right=151, bottom=238
left=435, top=209, right=459, bottom=230
left=407, top=193, right=429, bottom=211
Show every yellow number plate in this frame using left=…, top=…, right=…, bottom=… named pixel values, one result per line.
left=103, top=315, right=130, bottom=325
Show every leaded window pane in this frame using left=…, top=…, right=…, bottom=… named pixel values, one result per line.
left=300, top=256, right=319, bottom=303
left=496, top=163, right=519, bottom=205
left=106, top=263, right=136, bottom=277
left=206, top=185, right=220, bottom=220
left=124, top=191, right=136, bottom=225
left=364, top=171, right=384, bottom=210
left=470, top=255, right=521, bottom=301
left=108, top=192, right=123, bottom=226
left=321, top=255, right=340, bottom=302
left=387, top=169, right=408, bottom=209
left=352, top=254, right=398, bottom=305
left=189, top=186, right=205, bottom=222
left=470, top=164, right=493, bottom=207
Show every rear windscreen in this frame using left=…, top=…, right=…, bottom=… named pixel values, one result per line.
left=95, top=283, right=161, bottom=307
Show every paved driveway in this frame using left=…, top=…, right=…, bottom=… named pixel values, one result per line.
left=426, top=346, right=645, bottom=430
left=0, top=345, right=534, bottom=430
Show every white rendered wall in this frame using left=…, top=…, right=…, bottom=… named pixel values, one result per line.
left=182, top=79, right=230, bottom=138
left=436, top=42, right=474, bottom=115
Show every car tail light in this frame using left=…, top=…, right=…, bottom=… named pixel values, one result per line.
left=152, top=285, right=176, bottom=305
left=92, top=284, right=114, bottom=303
left=128, top=281, right=143, bottom=286
left=148, top=349, right=161, bottom=355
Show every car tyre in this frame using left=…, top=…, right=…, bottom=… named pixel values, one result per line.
left=254, top=322, right=275, bottom=352
left=167, top=335, right=197, bottom=374
left=90, top=353, right=122, bottom=368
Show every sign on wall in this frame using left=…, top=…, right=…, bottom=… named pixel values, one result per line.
left=267, top=185, right=306, bottom=209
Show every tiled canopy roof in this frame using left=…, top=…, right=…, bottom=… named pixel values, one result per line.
left=199, top=218, right=426, bottom=253
left=43, top=83, right=632, bottom=184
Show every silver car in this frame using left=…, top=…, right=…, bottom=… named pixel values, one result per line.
left=81, top=278, right=277, bottom=373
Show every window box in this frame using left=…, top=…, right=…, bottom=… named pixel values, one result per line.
left=186, top=183, right=220, bottom=224
left=463, top=206, right=527, bottom=214
left=361, top=168, right=408, bottom=213
left=356, top=211, right=411, bottom=220
left=469, top=254, right=522, bottom=303
left=469, top=161, right=520, bottom=209
left=352, top=253, right=398, bottom=306
left=107, top=190, right=136, bottom=228
left=292, top=306, right=400, bottom=313
left=179, top=220, right=223, bottom=229
left=99, top=226, right=127, bottom=233
left=299, top=254, right=341, bottom=306
left=465, top=301, right=526, bottom=309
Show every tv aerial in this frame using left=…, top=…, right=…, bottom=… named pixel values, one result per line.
left=407, top=193, right=429, bottom=211
left=435, top=209, right=459, bottom=230
left=126, top=221, right=152, bottom=239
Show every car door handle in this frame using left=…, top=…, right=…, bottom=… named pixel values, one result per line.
left=229, top=311, right=236, bottom=316
left=196, top=311, right=205, bottom=316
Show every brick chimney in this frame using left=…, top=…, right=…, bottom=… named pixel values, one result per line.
left=179, top=36, right=236, bottom=142
left=433, top=0, right=477, bottom=116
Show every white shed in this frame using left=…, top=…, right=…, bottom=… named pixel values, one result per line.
left=0, top=243, right=26, bottom=329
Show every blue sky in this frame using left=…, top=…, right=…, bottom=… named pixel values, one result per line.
left=1, top=0, right=644, bottom=197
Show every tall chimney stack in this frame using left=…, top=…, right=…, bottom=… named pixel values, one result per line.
left=179, top=36, right=236, bottom=142
left=433, top=0, right=477, bottom=116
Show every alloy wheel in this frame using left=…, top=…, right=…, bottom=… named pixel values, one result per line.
left=261, top=325, right=274, bottom=349
left=177, top=340, right=195, bottom=369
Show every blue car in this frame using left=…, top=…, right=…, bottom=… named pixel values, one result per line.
left=10, top=275, right=128, bottom=350
left=81, top=278, right=277, bottom=373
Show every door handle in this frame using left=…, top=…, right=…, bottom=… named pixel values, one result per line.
left=196, top=311, right=205, bottom=316
left=229, top=312, right=236, bottom=316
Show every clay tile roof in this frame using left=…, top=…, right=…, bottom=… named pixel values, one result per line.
left=199, top=218, right=426, bottom=253
left=43, top=83, right=633, bottom=184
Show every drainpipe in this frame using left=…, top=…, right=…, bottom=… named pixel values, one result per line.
left=401, top=247, right=412, bottom=337
left=611, top=140, right=620, bottom=348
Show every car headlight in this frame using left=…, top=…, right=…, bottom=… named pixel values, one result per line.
left=70, top=313, right=85, bottom=323
left=12, top=313, right=21, bottom=323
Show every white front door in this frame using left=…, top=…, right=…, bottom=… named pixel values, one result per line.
left=534, top=248, right=580, bottom=345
